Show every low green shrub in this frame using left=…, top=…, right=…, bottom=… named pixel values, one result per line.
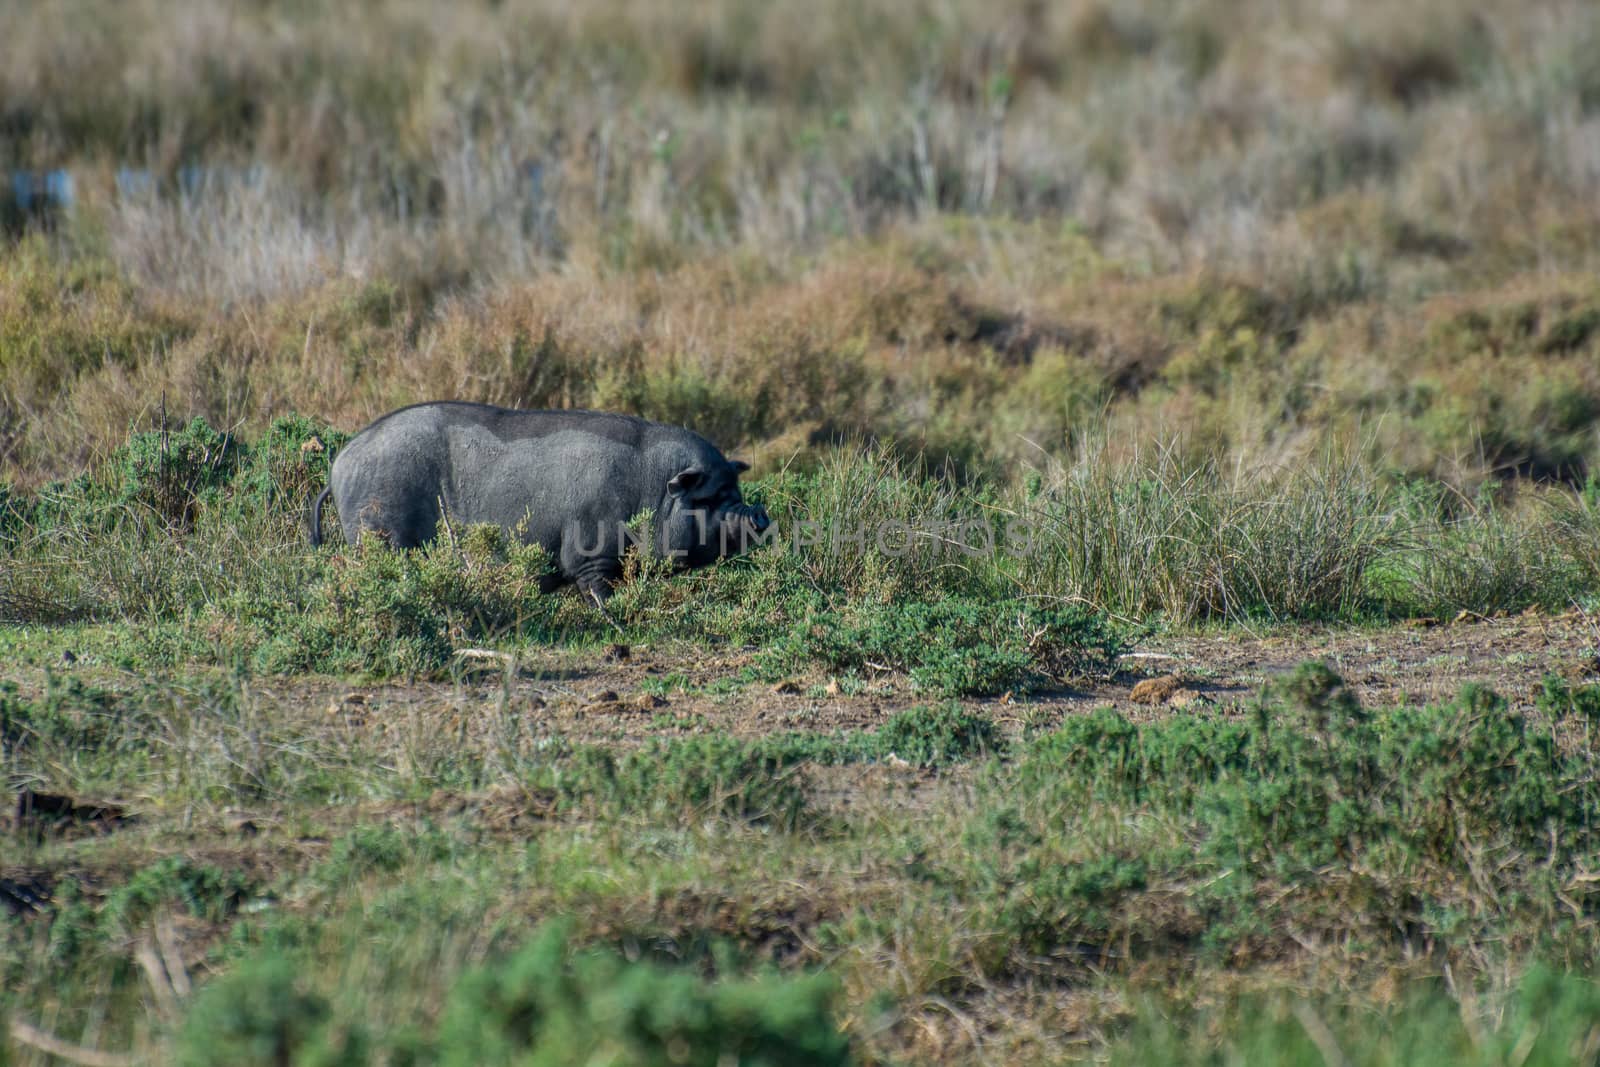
left=42, top=859, right=258, bottom=969
left=1537, top=673, right=1600, bottom=723
left=951, top=668, right=1600, bottom=975
left=112, top=416, right=243, bottom=526
left=1203, top=662, right=1381, bottom=870
left=0, top=674, right=124, bottom=756
left=174, top=926, right=852, bottom=1067
left=1013, top=664, right=1600, bottom=878
left=1016, top=704, right=1250, bottom=806
left=763, top=598, right=1125, bottom=696
left=178, top=953, right=366, bottom=1067
left=437, top=923, right=852, bottom=1067
left=991, top=852, right=1151, bottom=958
left=318, top=824, right=455, bottom=884
left=751, top=729, right=880, bottom=765
left=1196, top=671, right=1581, bottom=874
left=232, top=413, right=349, bottom=517
left=875, top=702, right=1001, bottom=766
left=248, top=524, right=562, bottom=677
left=103, top=857, right=256, bottom=937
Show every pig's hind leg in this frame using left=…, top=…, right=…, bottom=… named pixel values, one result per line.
left=578, top=561, right=624, bottom=633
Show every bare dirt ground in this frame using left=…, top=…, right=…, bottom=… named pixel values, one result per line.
left=233, top=610, right=1600, bottom=746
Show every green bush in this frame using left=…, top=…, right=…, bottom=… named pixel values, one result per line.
left=178, top=953, right=366, bottom=1067
left=1013, top=664, right=1600, bottom=877
left=750, top=729, right=881, bottom=767
left=261, top=535, right=456, bottom=675
left=318, top=824, right=454, bottom=884
left=38, top=859, right=257, bottom=969
left=1018, top=704, right=1250, bottom=806
left=111, top=415, right=244, bottom=526
left=1377, top=685, right=1578, bottom=860
left=1199, top=662, right=1382, bottom=870
left=748, top=709, right=1001, bottom=769
left=765, top=598, right=1125, bottom=696
left=230, top=413, right=350, bottom=518
left=103, top=857, right=256, bottom=936
left=1537, top=673, right=1600, bottom=724
left=992, top=853, right=1150, bottom=957
left=250, top=524, right=561, bottom=676
left=963, top=669, right=1600, bottom=978
left=437, top=923, right=852, bottom=1067
left=875, top=703, right=1001, bottom=766
left=0, top=674, right=124, bottom=756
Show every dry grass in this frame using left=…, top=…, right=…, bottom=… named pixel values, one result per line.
left=2, top=0, right=1599, bottom=488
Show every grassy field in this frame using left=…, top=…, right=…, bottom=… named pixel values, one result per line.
left=5, top=1, right=1600, bottom=1063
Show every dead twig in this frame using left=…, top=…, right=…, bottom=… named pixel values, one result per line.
left=1293, top=1002, right=1354, bottom=1067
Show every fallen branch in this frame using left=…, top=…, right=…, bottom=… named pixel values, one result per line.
left=7, top=1015, right=136, bottom=1067
left=454, top=648, right=517, bottom=668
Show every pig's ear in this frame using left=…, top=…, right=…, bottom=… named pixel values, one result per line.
left=667, top=468, right=706, bottom=495
left=729, top=460, right=751, bottom=475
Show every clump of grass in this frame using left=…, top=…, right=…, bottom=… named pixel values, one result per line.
left=548, top=736, right=808, bottom=830
left=1372, top=482, right=1582, bottom=617
left=1108, top=965, right=1600, bottom=1067
left=1547, top=476, right=1600, bottom=595
left=1012, top=443, right=1404, bottom=623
